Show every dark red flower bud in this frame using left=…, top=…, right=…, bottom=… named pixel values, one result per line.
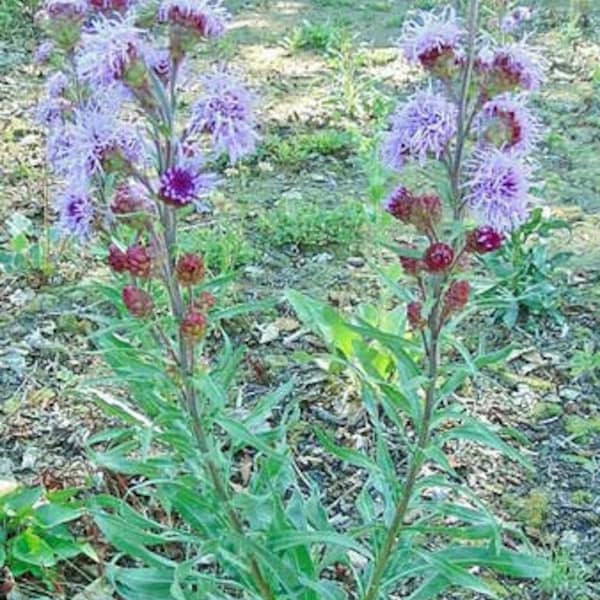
left=410, top=194, right=442, bottom=233
left=194, top=291, right=216, bottom=312
left=384, top=186, right=413, bottom=223
left=111, top=183, right=144, bottom=215
left=122, top=285, right=153, bottom=318
left=407, top=301, right=425, bottom=330
left=176, top=253, right=205, bottom=285
left=180, top=310, right=207, bottom=342
left=107, top=244, right=128, bottom=273
left=126, top=244, right=152, bottom=278
left=424, top=242, right=454, bottom=273
left=444, top=280, right=470, bottom=314
left=400, top=255, right=421, bottom=276
left=466, top=226, right=504, bottom=254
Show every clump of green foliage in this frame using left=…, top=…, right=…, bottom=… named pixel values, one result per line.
left=284, top=19, right=348, bottom=54
left=257, top=200, right=366, bottom=250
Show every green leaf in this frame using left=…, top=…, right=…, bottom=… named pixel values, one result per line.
left=10, top=529, right=56, bottom=567
left=314, top=428, right=379, bottom=472
left=34, top=502, right=84, bottom=528
left=268, top=530, right=372, bottom=560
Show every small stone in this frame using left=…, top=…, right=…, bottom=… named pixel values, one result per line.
left=559, top=387, right=579, bottom=402
left=347, top=256, right=365, bottom=267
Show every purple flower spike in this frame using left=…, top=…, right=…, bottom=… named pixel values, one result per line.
left=157, top=0, right=228, bottom=38
left=477, top=93, right=540, bottom=154
left=465, top=149, right=531, bottom=232
left=56, top=186, right=94, bottom=240
left=44, top=0, right=88, bottom=20
left=382, top=87, right=457, bottom=171
left=34, top=41, right=55, bottom=63
left=189, top=71, right=258, bottom=163
left=401, top=6, right=463, bottom=74
left=501, top=7, right=532, bottom=34
left=77, top=15, right=145, bottom=88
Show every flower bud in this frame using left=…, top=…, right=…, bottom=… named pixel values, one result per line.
left=444, top=280, right=470, bottom=314
left=126, top=244, right=152, bottom=278
left=410, top=194, right=442, bottom=233
left=466, top=226, right=504, bottom=254
left=407, top=301, right=425, bottom=330
left=194, top=291, right=216, bottom=312
left=400, top=255, right=422, bottom=276
left=107, top=244, right=128, bottom=273
left=180, top=310, right=207, bottom=342
left=122, top=285, right=153, bottom=318
left=424, top=242, right=454, bottom=273
left=176, top=253, right=205, bottom=285
left=383, top=186, right=413, bottom=223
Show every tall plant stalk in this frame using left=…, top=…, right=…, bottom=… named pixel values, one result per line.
left=363, top=3, right=480, bottom=598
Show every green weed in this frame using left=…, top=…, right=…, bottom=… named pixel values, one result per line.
left=284, top=20, right=346, bottom=54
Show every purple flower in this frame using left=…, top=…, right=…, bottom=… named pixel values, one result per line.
left=476, top=93, right=539, bottom=154
left=465, top=149, right=531, bottom=232
left=51, top=93, right=141, bottom=180
left=189, top=71, right=258, bottom=163
left=401, top=6, right=463, bottom=73
left=501, top=7, right=532, bottom=34
left=478, top=42, right=545, bottom=93
left=77, top=15, right=145, bottom=88
left=35, top=72, right=71, bottom=127
left=47, top=71, right=69, bottom=97
left=157, top=0, right=228, bottom=38
left=145, top=48, right=172, bottom=81
left=88, top=0, right=132, bottom=13
left=159, top=145, right=216, bottom=208
left=34, top=41, right=55, bottom=63
left=56, top=186, right=94, bottom=240
left=44, top=0, right=88, bottom=20
left=382, top=87, right=457, bottom=170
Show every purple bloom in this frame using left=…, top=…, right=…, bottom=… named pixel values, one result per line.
left=159, top=145, right=216, bottom=208
left=501, top=7, right=532, bottom=34
left=56, top=186, right=94, bottom=240
left=478, top=42, right=545, bottom=93
left=51, top=93, right=141, bottom=179
left=145, top=48, right=172, bottom=81
left=88, top=0, right=132, bottom=13
left=401, top=6, right=463, bottom=73
left=465, top=149, right=531, bottom=232
left=476, top=93, right=539, bottom=154
left=157, top=0, right=228, bottom=38
left=34, top=41, right=55, bottom=63
left=77, top=15, right=145, bottom=88
left=382, top=87, right=457, bottom=170
left=35, top=72, right=71, bottom=127
left=189, top=71, right=258, bottom=163
left=44, top=0, right=88, bottom=20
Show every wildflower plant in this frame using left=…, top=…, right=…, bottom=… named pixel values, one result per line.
left=34, top=2, right=344, bottom=599
left=290, top=2, right=550, bottom=598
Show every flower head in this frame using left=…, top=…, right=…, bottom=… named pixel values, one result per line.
left=77, top=16, right=146, bottom=88
left=34, top=41, right=55, bottom=63
left=444, top=280, right=470, bottom=314
left=383, top=186, right=413, bottom=222
left=157, top=0, right=228, bottom=38
left=180, top=310, right=207, bottom=341
left=410, top=194, right=442, bottom=233
left=51, top=94, right=141, bottom=180
left=126, top=244, right=152, bottom=278
left=56, top=186, right=94, bottom=240
left=122, top=285, right=153, bottom=317
left=176, top=253, right=205, bottom=285
left=407, top=301, right=425, bottom=330
left=478, top=42, right=544, bottom=94
left=189, top=71, right=258, bottom=163
left=477, top=93, right=539, bottom=154
left=89, top=0, right=131, bottom=13
left=44, top=0, right=88, bottom=20
left=194, top=291, right=216, bottom=312
left=401, top=6, right=463, bottom=76
left=382, top=88, right=457, bottom=170
left=466, top=226, right=504, bottom=254
left=465, top=149, right=531, bottom=232
left=424, top=242, right=454, bottom=273
left=111, top=182, right=152, bottom=216
left=108, top=244, right=128, bottom=272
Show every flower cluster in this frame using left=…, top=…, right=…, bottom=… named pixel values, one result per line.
left=382, top=5, right=544, bottom=329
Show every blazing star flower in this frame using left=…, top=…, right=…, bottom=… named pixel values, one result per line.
left=477, top=93, right=539, bottom=154
left=35, top=72, right=71, bottom=127
left=56, top=186, right=94, bottom=240
left=89, top=0, right=131, bottom=13
left=47, top=71, right=69, bottom=97
left=159, top=144, right=216, bottom=207
left=77, top=16, right=146, bottom=88
left=465, top=149, right=531, bottom=232
left=51, top=93, right=141, bottom=180
left=401, top=5, right=464, bottom=75
left=157, top=0, right=228, bottom=38
left=189, top=71, right=258, bottom=163
left=478, top=42, right=545, bottom=94
left=382, top=88, right=457, bottom=170
left=145, top=48, right=172, bottom=81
